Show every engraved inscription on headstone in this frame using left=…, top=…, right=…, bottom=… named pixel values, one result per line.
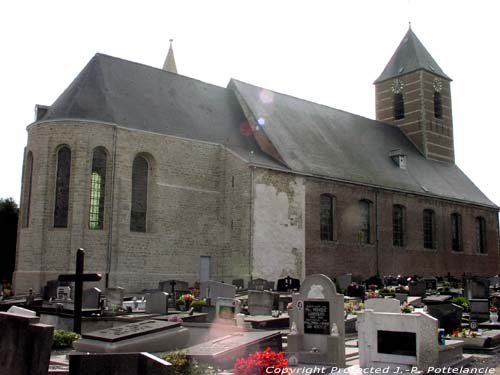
left=304, top=301, right=330, bottom=335
left=82, top=320, right=180, bottom=343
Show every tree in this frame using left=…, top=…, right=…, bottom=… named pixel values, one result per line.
left=0, top=198, right=18, bottom=283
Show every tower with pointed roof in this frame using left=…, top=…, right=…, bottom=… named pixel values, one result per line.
left=163, top=39, right=177, bottom=73
left=374, top=28, right=454, bottom=163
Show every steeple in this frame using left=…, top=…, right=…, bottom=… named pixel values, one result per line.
left=163, top=39, right=177, bottom=73
left=374, top=28, right=450, bottom=84
left=374, top=28, right=455, bottom=163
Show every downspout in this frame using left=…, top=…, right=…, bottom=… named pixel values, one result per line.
left=375, top=190, right=380, bottom=276
left=105, top=125, right=118, bottom=287
left=248, top=165, right=254, bottom=283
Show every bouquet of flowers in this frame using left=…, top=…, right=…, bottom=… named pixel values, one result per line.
left=234, top=347, right=288, bottom=375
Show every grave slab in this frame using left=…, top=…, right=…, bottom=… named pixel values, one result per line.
left=183, top=330, right=282, bottom=369
left=73, top=320, right=189, bottom=353
left=365, top=298, right=400, bottom=313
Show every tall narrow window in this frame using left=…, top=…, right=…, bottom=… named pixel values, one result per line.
left=54, top=146, right=71, bottom=228
left=434, top=92, right=443, bottom=119
left=423, top=209, right=436, bottom=249
left=451, top=213, right=462, bottom=251
left=359, top=200, right=372, bottom=244
left=476, top=217, right=487, bottom=254
left=394, top=93, right=405, bottom=120
left=320, top=194, right=335, bottom=241
left=89, top=148, right=107, bottom=230
left=21, top=151, right=33, bottom=228
left=130, top=155, right=149, bottom=232
left=393, top=205, right=405, bottom=247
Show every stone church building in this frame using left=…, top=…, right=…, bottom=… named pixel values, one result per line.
left=14, top=30, right=499, bottom=293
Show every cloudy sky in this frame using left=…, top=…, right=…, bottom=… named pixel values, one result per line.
left=1, top=0, right=499, bottom=208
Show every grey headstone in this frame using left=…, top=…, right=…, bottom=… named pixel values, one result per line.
left=287, top=274, right=346, bottom=367
left=232, top=279, right=245, bottom=290
left=7, top=306, right=37, bottom=318
left=82, top=287, right=102, bottom=309
left=424, top=277, right=437, bottom=291
left=0, top=312, right=54, bottom=375
left=337, top=273, right=352, bottom=292
left=69, top=352, right=172, bottom=375
left=248, top=278, right=273, bottom=291
left=465, top=278, right=490, bottom=300
left=105, top=287, right=124, bottom=309
left=470, top=299, right=490, bottom=322
left=248, top=291, right=279, bottom=316
left=490, top=276, right=499, bottom=288
left=145, top=292, right=169, bottom=314
left=158, top=280, right=189, bottom=292
left=200, top=281, right=236, bottom=300
left=57, top=286, right=71, bottom=301
left=365, top=298, right=400, bottom=313
left=215, top=297, right=241, bottom=320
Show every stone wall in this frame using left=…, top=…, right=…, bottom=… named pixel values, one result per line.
left=14, top=120, right=253, bottom=293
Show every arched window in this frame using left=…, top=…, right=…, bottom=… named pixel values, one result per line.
left=89, top=148, right=107, bottom=230
left=21, top=151, right=33, bottom=228
left=392, top=205, right=405, bottom=247
left=130, top=155, right=149, bottom=232
left=393, top=93, right=405, bottom=120
left=320, top=194, right=335, bottom=241
left=359, top=200, right=372, bottom=244
left=423, top=209, right=436, bottom=249
left=434, top=92, right=443, bottom=119
left=451, top=213, right=462, bottom=251
left=476, top=217, right=487, bottom=254
left=54, top=146, right=71, bottom=228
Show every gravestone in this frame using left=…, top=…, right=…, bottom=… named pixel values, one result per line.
left=82, top=287, right=102, bottom=309
left=424, top=277, right=438, bottom=291
left=232, top=279, right=245, bottom=290
left=383, top=276, right=398, bottom=287
left=215, top=297, right=241, bottom=320
left=470, top=300, right=490, bottom=322
left=69, top=352, right=172, bottom=375
left=248, top=278, right=274, bottom=291
left=427, top=303, right=463, bottom=334
left=357, top=310, right=463, bottom=372
left=248, top=290, right=279, bottom=316
left=287, top=274, right=345, bottom=367
left=159, top=280, right=189, bottom=293
left=57, top=286, right=71, bottom=301
left=200, top=281, right=236, bottom=302
left=43, top=279, right=69, bottom=300
left=347, top=283, right=365, bottom=299
left=7, top=305, right=37, bottom=317
left=365, top=298, right=400, bottom=313
left=0, top=310, right=54, bottom=375
left=58, top=248, right=102, bottom=333
left=73, top=320, right=190, bottom=353
left=105, top=287, right=125, bottom=310
left=465, top=278, right=490, bottom=300
left=337, top=273, right=352, bottom=292
left=276, top=276, right=301, bottom=292
left=490, top=276, right=499, bottom=289
left=145, top=292, right=169, bottom=315
left=409, top=279, right=426, bottom=297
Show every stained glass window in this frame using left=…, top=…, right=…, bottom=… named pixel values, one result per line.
left=54, top=146, right=71, bottom=228
left=89, top=148, right=107, bottom=229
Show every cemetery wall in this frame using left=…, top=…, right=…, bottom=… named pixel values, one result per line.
left=306, top=177, right=500, bottom=280
left=15, top=120, right=253, bottom=292
left=251, top=168, right=306, bottom=281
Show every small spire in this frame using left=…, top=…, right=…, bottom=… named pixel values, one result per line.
left=409, top=21, right=412, bottom=29
left=163, top=39, right=177, bottom=73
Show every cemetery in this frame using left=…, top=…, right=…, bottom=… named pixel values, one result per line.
left=3, top=250, right=500, bottom=374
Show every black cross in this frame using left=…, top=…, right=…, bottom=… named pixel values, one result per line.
left=58, top=248, right=102, bottom=334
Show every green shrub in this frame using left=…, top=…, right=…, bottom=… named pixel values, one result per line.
left=451, top=296, right=470, bottom=311
left=190, top=300, right=206, bottom=312
left=52, top=330, right=80, bottom=349
left=162, top=351, right=189, bottom=375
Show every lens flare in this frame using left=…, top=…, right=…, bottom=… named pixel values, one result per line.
left=259, top=89, right=274, bottom=104
left=257, top=117, right=266, bottom=126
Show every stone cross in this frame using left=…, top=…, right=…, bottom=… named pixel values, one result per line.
left=58, top=248, right=101, bottom=334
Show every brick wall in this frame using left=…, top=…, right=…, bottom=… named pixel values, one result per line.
left=306, top=177, right=499, bottom=279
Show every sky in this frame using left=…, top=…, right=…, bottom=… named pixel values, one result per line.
left=1, top=0, right=499, bottom=208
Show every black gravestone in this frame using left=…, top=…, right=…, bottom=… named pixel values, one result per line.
left=303, top=301, right=330, bottom=335
left=276, top=276, right=301, bottom=292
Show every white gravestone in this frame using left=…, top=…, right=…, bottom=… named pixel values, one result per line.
left=365, top=298, right=400, bottom=313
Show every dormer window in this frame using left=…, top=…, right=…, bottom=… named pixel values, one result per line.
left=389, top=149, right=407, bottom=169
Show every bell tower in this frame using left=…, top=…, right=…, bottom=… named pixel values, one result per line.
left=374, top=27, right=454, bottom=163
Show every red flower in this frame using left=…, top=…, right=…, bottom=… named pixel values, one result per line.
left=234, top=347, right=288, bottom=375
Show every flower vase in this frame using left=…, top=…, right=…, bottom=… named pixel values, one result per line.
left=490, top=312, right=498, bottom=323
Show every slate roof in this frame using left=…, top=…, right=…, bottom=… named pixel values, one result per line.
left=39, top=53, right=496, bottom=208
left=230, top=79, right=496, bottom=208
left=375, top=28, right=451, bottom=83
left=41, top=53, right=279, bottom=167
